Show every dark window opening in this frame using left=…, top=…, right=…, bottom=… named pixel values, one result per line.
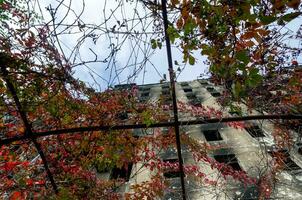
left=141, top=92, right=149, bottom=97
left=299, top=147, right=302, bottom=155
left=161, top=147, right=177, bottom=160
left=110, top=163, right=133, bottom=181
left=139, top=87, right=150, bottom=92
left=139, top=97, right=148, bottom=103
left=183, top=88, right=193, bottom=93
left=163, top=97, right=172, bottom=104
left=163, top=158, right=178, bottom=163
left=117, top=112, right=128, bottom=120
left=161, top=127, right=170, bottom=136
left=114, top=83, right=136, bottom=90
left=162, top=84, right=170, bottom=89
left=181, top=82, right=189, bottom=87
left=214, top=154, right=242, bottom=171
left=190, top=98, right=202, bottom=106
left=268, top=151, right=301, bottom=171
left=206, top=87, right=214, bottom=92
left=203, top=130, right=223, bottom=141
left=245, top=125, right=265, bottom=137
left=203, top=115, right=210, bottom=120
left=164, top=171, right=181, bottom=178
left=162, top=90, right=170, bottom=96
left=211, top=92, right=221, bottom=97
left=186, top=93, right=196, bottom=99
left=163, top=158, right=180, bottom=179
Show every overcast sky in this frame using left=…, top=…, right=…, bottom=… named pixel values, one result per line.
left=36, top=0, right=208, bottom=91
left=37, top=0, right=301, bottom=90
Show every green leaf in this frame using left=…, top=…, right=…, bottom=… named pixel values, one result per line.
left=233, top=81, right=243, bottom=97
left=281, top=12, right=302, bottom=22
left=184, top=21, right=195, bottom=35
left=167, top=26, right=180, bottom=44
left=151, top=39, right=157, bottom=49
left=142, top=111, right=154, bottom=127
left=188, top=55, right=195, bottom=65
left=259, top=15, right=277, bottom=25
left=236, top=50, right=249, bottom=64
left=247, top=68, right=262, bottom=87
left=157, top=41, right=162, bottom=49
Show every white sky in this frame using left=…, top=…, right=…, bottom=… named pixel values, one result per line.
left=36, top=0, right=208, bottom=90
left=36, top=0, right=301, bottom=90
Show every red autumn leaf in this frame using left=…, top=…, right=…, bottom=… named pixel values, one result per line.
left=9, top=191, right=22, bottom=200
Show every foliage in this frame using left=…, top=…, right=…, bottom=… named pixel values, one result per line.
left=0, top=0, right=300, bottom=199
left=161, top=0, right=302, bottom=112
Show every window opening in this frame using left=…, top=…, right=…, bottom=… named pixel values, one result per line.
left=211, top=92, right=221, bottom=97
left=186, top=93, right=196, bottom=99
left=114, top=83, right=136, bottom=90
left=162, top=90, right=170, bottom=96
left=268, top=151, right=301, bottom=171
left=189, top=98, right=202, bottom=106
left=203, top=130, right=223, bottom=141
left=163, top=158, right=178, bottom=163
left=214, top=154, right=242, bottom=171
left=245, top=125, right=265, bottom=137
left=141, top=92, right=149, bottom=97
left=162, top=157, right=180, bottom=178
left=139, top=87, right=150, bottom=92
left=206, top=87, right=214, bottom=92
left=180, top=82, right=189, bottom=87
left=110, top=163, right=133, bottom=181
left=117, top=112, right=128, bottom=120
left=162, top=84, right=170, bottom=89
left=183, top=88, right=192, bottom=93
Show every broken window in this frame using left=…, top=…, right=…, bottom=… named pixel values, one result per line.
left=117, top=111, right=128, bottom=120
left=186, top=93, right=196, bottom=100
left=162, top=89, right=170, bottom=96
left=141, top=92, right=149, bottom=97
left=206, top=87, right=214, bottom=92
left=163, top=171, right=181, bottom=178
left=161, top=84, right=170, bottom=90
left=189, top=98, right=202, bottom=106
left=139, top=86, right=150, bottom=92
left=183, top=88, right=193, bottom=93
left=203, top=130, right=223, bottom=141
left=245, top=125, right=265, bottom=137
left=162, top=158, right=180, bottom=178
left=210, top=92, right=221, bottom=97
left=110, top=163, right=133, bottom=181
left=214, top=154, right=242, bottom=171
left=268, top=150, right=301, bottom=171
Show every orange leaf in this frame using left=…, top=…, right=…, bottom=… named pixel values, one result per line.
left=241, top=31, right=255, bottom=40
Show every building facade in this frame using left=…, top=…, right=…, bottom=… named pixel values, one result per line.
left=111, top=79, right=302, bottom=199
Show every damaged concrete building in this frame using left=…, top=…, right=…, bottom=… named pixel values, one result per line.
left=110, top=79, right=302, bottom=200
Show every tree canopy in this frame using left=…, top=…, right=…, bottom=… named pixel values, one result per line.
left=0, top=0, right=301, bottom=199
